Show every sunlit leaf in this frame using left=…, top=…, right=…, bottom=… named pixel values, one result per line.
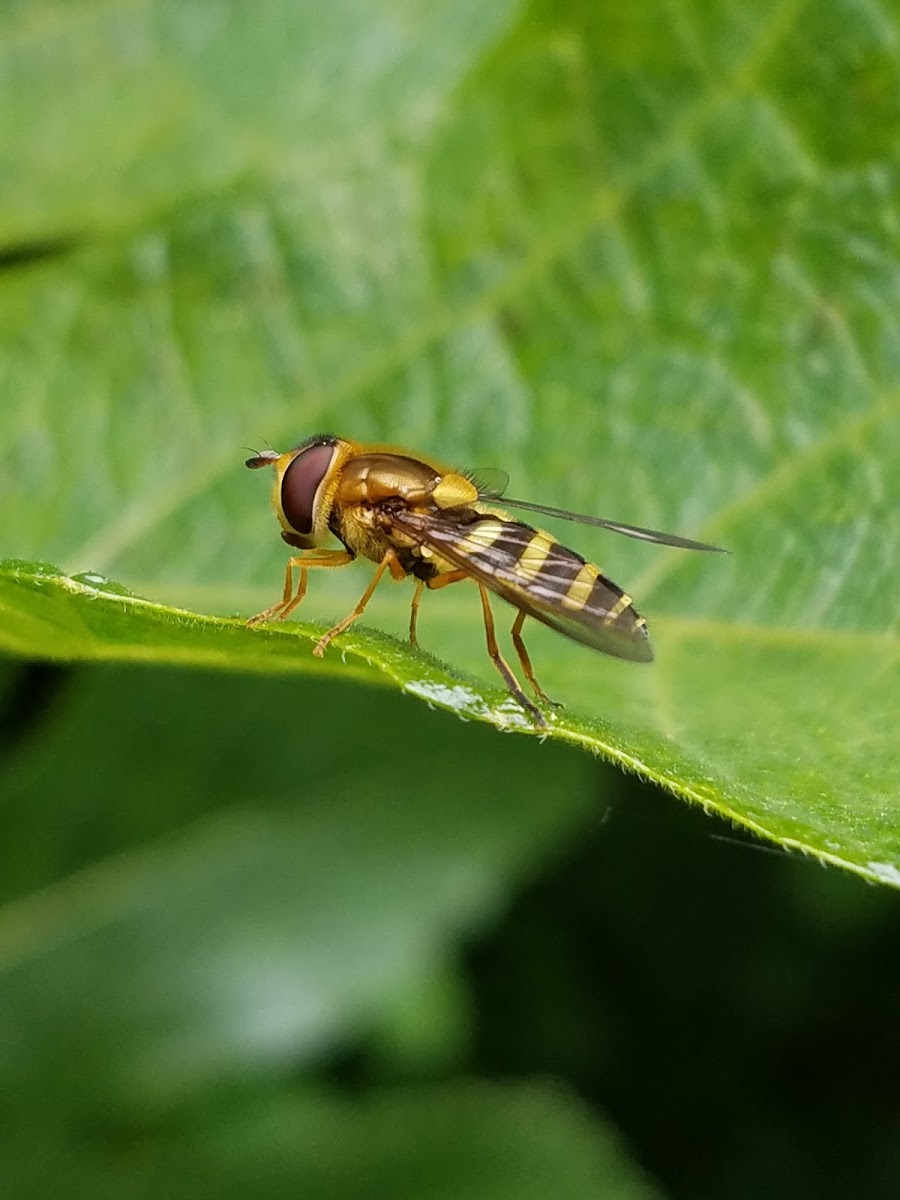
left=1, top=0, right=898, bottom=899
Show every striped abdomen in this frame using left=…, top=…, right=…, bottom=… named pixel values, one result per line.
left=402, top=512, right=653, bottom=663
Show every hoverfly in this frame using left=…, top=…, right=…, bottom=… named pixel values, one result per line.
left=246, top=435, right=725, bottom=723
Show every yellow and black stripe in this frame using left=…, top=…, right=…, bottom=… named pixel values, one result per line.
left=395, top=512, right=653, bottom=662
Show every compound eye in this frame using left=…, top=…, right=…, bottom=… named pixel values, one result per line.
left=280, top=442, right=336, bottom=534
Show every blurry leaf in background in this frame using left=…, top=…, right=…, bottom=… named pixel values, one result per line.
left=0, top=667, right=593, bottom=1113
left=1, top=1083, right=664, bottom=1200
left=0, top=658, right=665, bottom=1192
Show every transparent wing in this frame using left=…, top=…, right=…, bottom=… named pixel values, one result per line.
left=390, top=509, right=653, bottom=663
left=469, top=485, right=727, bottom=553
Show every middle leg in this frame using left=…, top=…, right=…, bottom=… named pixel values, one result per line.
left=408, top=569, right=468, bottom=648
left=313, top=548, right=406, bottom=657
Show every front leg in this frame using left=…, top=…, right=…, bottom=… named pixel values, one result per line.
left=247, top=549, right=353, bottom=625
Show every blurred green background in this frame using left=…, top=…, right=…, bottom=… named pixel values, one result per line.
left=2, top=2, right=899, bottom=1197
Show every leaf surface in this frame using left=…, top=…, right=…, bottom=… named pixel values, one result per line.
left=1, top=0, right=898, bottom=885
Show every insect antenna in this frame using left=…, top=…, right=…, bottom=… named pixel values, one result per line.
left=244, top=447, right=281, bottom=469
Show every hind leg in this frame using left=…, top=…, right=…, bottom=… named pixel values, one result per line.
left=511, top=610, right=562, bottom=708
left=478, top=586, right=543, bottom=725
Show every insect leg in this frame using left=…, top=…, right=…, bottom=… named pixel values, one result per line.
left=409, top=579, right=424, bottom=647
left=404, top=568, right=469, bottom=647
left=247, top=550, right=353, bottom=626
left=313, top=549, right=402, bottom=657
left=477, top=584, right=544, bottom=726
left=510, top=610, right=562, bottom=708
left=426, top=570, right=469, bottom=591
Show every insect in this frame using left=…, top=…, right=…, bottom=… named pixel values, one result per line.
left=246, top=434, right=725, bottom=723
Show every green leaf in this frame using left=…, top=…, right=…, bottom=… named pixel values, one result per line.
left=0, top=663, right=594, bottom=1111
left=2, top=1084, right=665, bottom=1200
left=2, top=0, right=899, bottom=887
